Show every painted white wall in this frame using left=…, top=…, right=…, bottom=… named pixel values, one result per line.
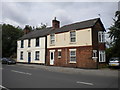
left=47, top=28, right=92, bottom=48
left=17, top=37, right=46, bottom=64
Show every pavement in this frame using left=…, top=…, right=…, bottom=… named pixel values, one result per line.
left=16, top=63, right=119, bottom=77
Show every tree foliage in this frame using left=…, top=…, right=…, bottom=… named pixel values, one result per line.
left=2, top=24, right=23, bottom=57
left=36, top=23, right=47, bottom=30
left=107, top=11, right=120, bottom=58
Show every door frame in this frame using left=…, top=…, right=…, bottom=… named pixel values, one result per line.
left=50, top=50, right=55, bottom=65
left=28, top=52, right=31, bottom=64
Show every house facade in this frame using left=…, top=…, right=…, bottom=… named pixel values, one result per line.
left=17, top=27, right=52, bottom=64
left=17, top=37, right=46, bottom=64
left=46, top=18, right=106, bottom=69
left=17, top=18, right=106, bottom=68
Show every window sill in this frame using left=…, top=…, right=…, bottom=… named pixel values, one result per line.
left=92, top=57, right=98, bottom=59
left=69, top=61, right=76, bottom=63
left=35, top=46, right=40, bottom=47
left=50, top=44, right=55, bottom=46
left=69, top=42, right=76, bottom=44
left=99, top=61, right=106, bottom=63
left=58, top=56, right=61, bottom=59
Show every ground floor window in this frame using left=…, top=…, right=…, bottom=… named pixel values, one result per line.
left=93, top=50, right=97, bottom=57
left=58, top=49, right=62, bottom=58
left=69, top=49, right=76, bottom=62
left=35, top=51, right=40, bottom=60
left=99, top=51, right=106, bottom=62
left=20, top=51, right=23, bottom=60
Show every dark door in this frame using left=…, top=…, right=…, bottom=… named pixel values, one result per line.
left=28, top=52, right=31, bottom=64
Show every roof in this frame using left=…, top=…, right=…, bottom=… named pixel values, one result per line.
left=19, top=27, right=52, bottom=40
left=49, top=18, right=101, bottom=34
left=19, top=18, right=103, bottom=40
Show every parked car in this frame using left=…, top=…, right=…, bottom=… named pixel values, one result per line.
left=1, top=58, right=16, bottom=64
left=109, top=57, right=120, bottom=67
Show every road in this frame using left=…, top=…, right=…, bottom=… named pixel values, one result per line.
left=1, top=64, right=119, bottom=89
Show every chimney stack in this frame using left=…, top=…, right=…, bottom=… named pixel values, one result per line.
left=52, top=17, right=60, bottom=29
left=23, top=25, right=31, bottom=34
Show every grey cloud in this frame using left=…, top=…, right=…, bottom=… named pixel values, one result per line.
left=2, top=2, right=29, bottom=25
left=1, top=2, right=118, bottom=29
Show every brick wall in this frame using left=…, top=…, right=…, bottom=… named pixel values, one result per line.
left=47, top=46, right=97, bottom=69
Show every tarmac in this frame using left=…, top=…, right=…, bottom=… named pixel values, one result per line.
left=16, top=63, right=119, bottom=77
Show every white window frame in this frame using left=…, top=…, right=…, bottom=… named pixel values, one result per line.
left=21, top=40, right=24, bottom=48
left=93, top=50, right=97, bottom=57
left=20, top=51, right=23, bottom=60
left=69, top=49, right=76, bottom=63
left=99, top=50, right=106, bottom=62
left=35, top=51, right=40, bottom=60
left=50, top=34, right=55, bottom=45
left=28, top=39, right=31, bottom=47
left=98, top=31, right=105, bottom=43
left=70, top=31, right=76, bottom=43
left=36, top=37, right=40, bottom=47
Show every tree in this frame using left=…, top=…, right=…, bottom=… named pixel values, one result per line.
left=36, top=23, right=47, bottom=30
left=2, top=24, right=23, bottom=58
left=108, top=11, right=120, bottom=58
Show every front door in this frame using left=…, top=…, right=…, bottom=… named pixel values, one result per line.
left=28, top=52, right=31, bottom=64
left=50, top=51, right=54, bottom=65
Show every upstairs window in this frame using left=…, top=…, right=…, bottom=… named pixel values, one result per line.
left=28, top=39, right=31, bottom=47
left=99, top=51, right=106, bottom=62
left=21, top=40, right=24, bottom=48
left=35, top=51, right=40, bottom=60
left=36, top=37, right=39, bottom=47
left=98, top=31, right=105, bottom=43
left=20, top=51, right=23, bottom=60
left=70, top=31, right=76, bottom=42
left=50, top=34, right=55, bottom=45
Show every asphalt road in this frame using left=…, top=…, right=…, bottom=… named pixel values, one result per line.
left=1, top=64, right=119, bottom=89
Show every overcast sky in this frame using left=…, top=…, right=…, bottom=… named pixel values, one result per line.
left=1, top=1, right=118, bottom=31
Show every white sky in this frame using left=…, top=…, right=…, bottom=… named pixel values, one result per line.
left=1, top=0, right=119, bottom=31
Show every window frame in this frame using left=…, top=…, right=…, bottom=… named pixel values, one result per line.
left=20, top=51, right=23, bottom=60
left=28, top=39, right=31, bottom=47
left=21, top=40, right=24, bottom=48
left=69, top=49, right=76, bottom=63
left=58, top=49, right=62, bottom=58
left=70, top=31, right=76, bottom=43
left=93, top=50, right=97, bottom=58
left=98, top=31, right=105, bottom=43
left=36, top=37, right=39, bottom=47
left=50, top=34, right=55, bottom=45
left=99, top=50, right=106, bottom=62
left=35, top=51, right=40, bottom=60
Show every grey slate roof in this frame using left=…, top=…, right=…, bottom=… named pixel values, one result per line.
left=19, top=27, right=52, bottom=40
left=19, top=18, right=102, bottom=40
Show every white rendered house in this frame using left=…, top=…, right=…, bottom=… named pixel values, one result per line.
left=17, top=28, right=51, bottom=64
